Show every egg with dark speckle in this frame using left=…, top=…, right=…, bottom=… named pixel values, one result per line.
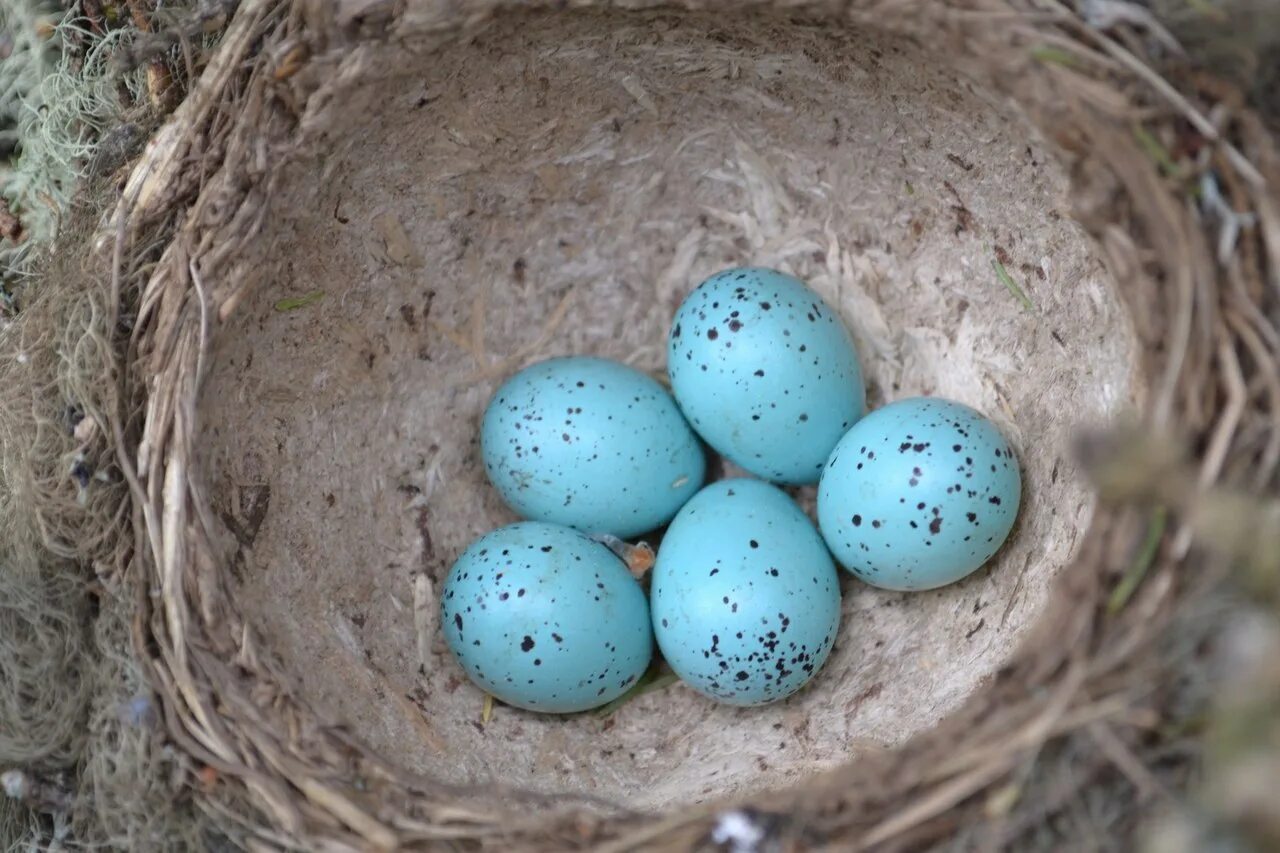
left=482, top=357, right=706, bottom=539
left=440, top=521, right=653, bottom=713
left=650, top=479, right=841, bottom=706
left=817, top=397, right=1022, bottom=591
left=668, top=267, right=866, bottom=485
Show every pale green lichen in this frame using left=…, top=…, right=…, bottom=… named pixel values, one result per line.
left=1, top=4, right=146, bottom=287
left=0, top=2, right=56, bottom=148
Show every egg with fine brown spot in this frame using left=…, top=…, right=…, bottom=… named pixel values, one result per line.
left=817, top=397, right=1022, bottom=591
left=667, top=267, right=866, bottom=485
left=481, top=356, right=706, bottom=538
left=650, top=479, right=841, bottom=706
left=441, top=521, right=653, bottom=713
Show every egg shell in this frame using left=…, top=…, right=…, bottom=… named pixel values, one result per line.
left=481, top=356, right=706, bottom=539
left=668, top=267, right=866, bottom=485
left=440, top=521, right=653, bottom=713
left=650, top=479, right=841, bottom=706
left=817, top=397, right=1022, bottom=591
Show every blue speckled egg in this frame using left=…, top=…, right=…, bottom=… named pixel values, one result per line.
left=817, top=397, right=1022, bottom=591
left=667, top=267, right=866, bottom=485
left=482, top=357, right=706, bottom=539
left=440, top=521, right=653, bottom=713
left=650, top=479, right=841, bottom=706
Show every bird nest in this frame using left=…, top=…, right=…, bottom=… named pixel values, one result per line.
left=2, top=0, right=1278, bottom=849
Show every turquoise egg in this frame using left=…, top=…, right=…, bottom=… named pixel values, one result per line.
left=817, top=398, right=1022, bottom=591
left=667, top=267, right=866, bottom=485
left=650, top=479, right=841, bottom=706
left=440, top=522, right=653, bottom=713
left=481, top=357, right=705, bottom=539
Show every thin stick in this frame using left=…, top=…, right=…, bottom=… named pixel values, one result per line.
left=857, top=754, right=1016, bottom=851
left=188, top=259, right=210, bottom=385
left=1225, top=312, right=1280, bottom=487
left=413, top=573, right=433, bottom=674
left=295, top=777, right=397, bottom=851
left=594, top=804, right=721, bottom=853
left=1175, top=336, right=1247, bottom=557
left=1086, top=721, right=1174, bottom=804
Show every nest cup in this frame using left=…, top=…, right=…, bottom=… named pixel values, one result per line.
left=102, top=0, right=1276, bottom=849
left=199, top=5, right=1140, bottom=810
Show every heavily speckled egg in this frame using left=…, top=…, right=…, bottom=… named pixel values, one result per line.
left=440, top=521, right=653, bottom=713
left=667, top=267, right=866, bottom=485
left=650, top=479, right=841, bottom=706
left=817, top=397, right=1022, bottom=591
left=482, top=357, right=706, bottom=539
